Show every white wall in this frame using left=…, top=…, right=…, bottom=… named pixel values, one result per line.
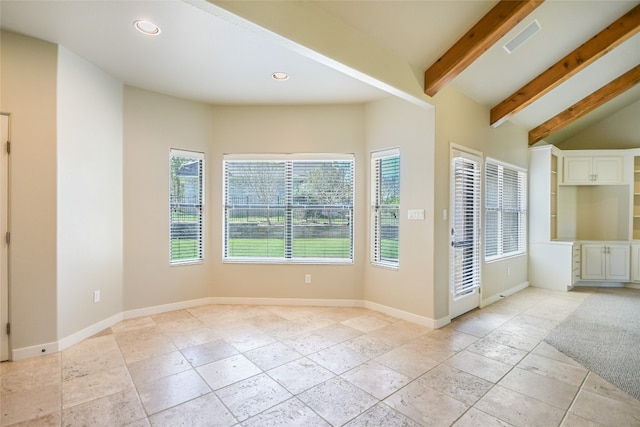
left=558, top=100, right=640, bottom=150
left=209, top=104, right=367, bottom=302
left=123, top=87, right=214, bottom=311
left=432, top=86, right=529, bottom=319
left=0, top=31, right=58, bottom=350
left=364, top=96, right=436, bottom=320
left=56, top=47, right=124, bottom=338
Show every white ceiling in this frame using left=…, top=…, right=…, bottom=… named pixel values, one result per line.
left=1, top=0, right=639, bottom=145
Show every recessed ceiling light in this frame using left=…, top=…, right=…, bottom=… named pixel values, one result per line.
left=134, top=20, right=161, bottom=36
left=272, top=72, right=289, bottom=81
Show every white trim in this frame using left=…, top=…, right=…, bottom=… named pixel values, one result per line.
left=371, top=147, right=400, bottom=160
left=481, top=281, right=529, bottom=308
left=170, top=149, right=204, bottom=160
left=223, top=153, right=355, bottom=161
left=12, top=341, right=59, bottom=361
left=485, top=156, right=527, bottom=173
left=210, top=297, right=364, bottom=308
left=57, top=312, right=124, bottom=351
left=363, top=300, right=447, bottom=329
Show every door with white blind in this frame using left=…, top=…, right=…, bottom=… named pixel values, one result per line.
left=0, top=114, right=9, bottom=360
left=449, top=147, right=482, bottom=319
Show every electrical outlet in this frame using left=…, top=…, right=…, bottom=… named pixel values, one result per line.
left=93, top=290, right=101, bottom=303
left=305, top=274, right=311, bottom=284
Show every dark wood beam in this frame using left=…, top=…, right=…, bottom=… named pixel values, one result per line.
left=528, top=65, right=640, bottom=145
left=424, top=0, right=543, bottom=97
left=493, top=4, right=640, bottom=127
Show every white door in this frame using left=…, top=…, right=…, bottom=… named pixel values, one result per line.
left=563, top=157, right=592, bottom=184
left=0, top=114, right=9, bottom=361
left=449, top=148, right=482, bottom=319
left=607, top=244, right=630, bottom=281
left=593, top=157, right=623, bottom=184
left=581, top=244, right=606, bottom=280
left=632, top=245, right=640, bottom=283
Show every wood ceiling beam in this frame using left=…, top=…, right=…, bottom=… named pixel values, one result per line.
left=528, top=65, right=640, bottom=145
left=492, top=4, right=640, bottom=127
left=424, top=0, right=544, bottom=97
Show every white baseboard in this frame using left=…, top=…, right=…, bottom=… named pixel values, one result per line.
left=363, top=300, right=447, bottom=329
left=123, top=297, right=217, bottom=319
left=482, top=281, right=529, bottom=308
left=11, top=341, right=58, bottom=361
left=210, top=297, right=364, bottom=308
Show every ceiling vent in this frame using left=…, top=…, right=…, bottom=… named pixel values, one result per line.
left=503, top=20, right=541, bottom=54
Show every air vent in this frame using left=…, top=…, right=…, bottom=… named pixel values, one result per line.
left=504, top=20, right=541, bottom=54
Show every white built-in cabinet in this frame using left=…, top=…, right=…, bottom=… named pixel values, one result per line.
left=563, top=155, right=624, bottom=185
left=581, top=243, right=630, bottom=281
left=632, top=244, right=640, bottom=283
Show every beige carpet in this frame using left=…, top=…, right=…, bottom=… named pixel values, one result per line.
left=544, top=288, right=640, bottom=400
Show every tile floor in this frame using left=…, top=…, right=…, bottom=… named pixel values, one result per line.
left=1, top=287, right=639, bottom=426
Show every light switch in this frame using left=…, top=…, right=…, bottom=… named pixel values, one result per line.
left=407, top=209, right=425, bottom=220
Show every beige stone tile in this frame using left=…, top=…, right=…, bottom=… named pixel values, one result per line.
left=243, top=342, right=302, bottom=371
left=223, top=328, right=277, bottom=352
left=517, top=353, right=588, bottom=387
left=569, top=389, right=640, bottom=426
left=341, top=314, right=390, bottom=333
left=343, top=334, right=396, bottom=359
left=308, top=343, right=368, bottom=375
left=62, top=336, right=125, bottom=381
left=452, top=311, right=513, bottom=338
left=115, top=327, right=177, bottom=364
left=376, top=343, right=440, bottom=379
left=418, top=364, right=493, bottom=406
left=266, top=357, right=334, bottom=395
left=312, top=307, right=368, bottom=323
left=531, top=341, right=585, bottom=368
left=344, top=403, right=422, bottom=427
left=367, top=321, right=431, bottom=347
left=62, top=387, right=145, bottom=427
left=215, top=373, right=292, bottom=422
left=242, top=397, right=330, bottom=427
left=499, top=367, right=579, bottom=410
left=196, top=354, right=262, bottom=390
left=466, top=338, right=528, bottom=365
left=127, top=351, right=191, bottom=385
left=313, top=323, right=363, bottom=343
left=560, top=413, right=604, bottom=427
left=111, top=317, right=156, bottom=333
left=1, top=383, right=60, bottom=427
left=155, top=316, right=206, bottom=335
left=164, top=327, right=220, bottom=350
left=282, top=332, right=336, bottom=356
left=180, top=339, right=238, bottom=367
left=125, top=418, right=152, bottom=427
left=298, top=377, right=377, bottom=426
left=342, top=360, right=410, bottom=400
left=525, top=299, right=582, bottom=322
left=475, top=385, right=565, bottom=427
left=150, top=309, right=194, bottom=324
left=445, top=350, right=512, bottom=383
left=453, top=408, right=513, bottom=426
left=267, top=306, right=322, bottom=320
left=1, top=353, right=61, bottom=393
left=384, top=378, right=469, bottom=426
left=148, top=392, right=237, bottom=427
left=5, top=411, right=60, bottom=427
left=136, top=369, right=210, bottom=415
left=427, top=327, right=479, bottom=351
left=483, top=328, right=542, bottom=352
left=581, top=372, right=640, bottom=408
left=62, top=366, right=133, bottom=409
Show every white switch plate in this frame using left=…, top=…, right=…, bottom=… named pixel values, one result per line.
left=305, top=274, right=311, bottom=284
left=442, top=209, right=447, bottom=221
left=407, top=209, right=425, bottom=220
left=93, top=290, right=101, bottom=303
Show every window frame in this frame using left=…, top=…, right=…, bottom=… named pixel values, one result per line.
left=371, top=148, right=400, bottom=269
left=484, top=158, right=527, bottom=262
left=169, top=149, right=205, bottom=265
left=222, top=153, right=355, bottom=264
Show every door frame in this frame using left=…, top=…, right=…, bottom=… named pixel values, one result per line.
left=449, top=144, right=482, bottom=319
left=0, top=113, right=10, bottom=361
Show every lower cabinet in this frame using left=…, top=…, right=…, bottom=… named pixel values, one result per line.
left=632, top=244, right=640, bottom=283
left=581, top=243, right=630, bottom=281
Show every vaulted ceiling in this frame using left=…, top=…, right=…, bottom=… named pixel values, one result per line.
left=1, top=0, right=639, bottom=146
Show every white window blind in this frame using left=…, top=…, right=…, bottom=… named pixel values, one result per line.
left=485, top=159, right=527, bottom=261
left=170, top=149, right=204, bottom=264
left=223, top=154, right=354, bottom=263
left=451, top=154, right=481, bottom=297
left=371, top=149, right=400, bottom=267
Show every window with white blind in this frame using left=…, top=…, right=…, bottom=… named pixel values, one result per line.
left=371, top=149, right=400, bottom=268
left=485, top=159, right=527, bottom=261
left=170, top=149, right=204, bottom=264
left=223, top=154, right=354, bottom=263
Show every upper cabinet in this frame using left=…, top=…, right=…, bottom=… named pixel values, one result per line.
left=562, top=155, right=624, bottom=185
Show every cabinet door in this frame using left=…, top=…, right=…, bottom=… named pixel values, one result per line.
left=607, top=244, right=630, bottom=281
left=563, top=157, right=592, bottom=184
left=633, top=245, right=640, bottom=283
left=581, top=244, right=605, bottom=280
left=593, top=157, right=623, bottom=184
